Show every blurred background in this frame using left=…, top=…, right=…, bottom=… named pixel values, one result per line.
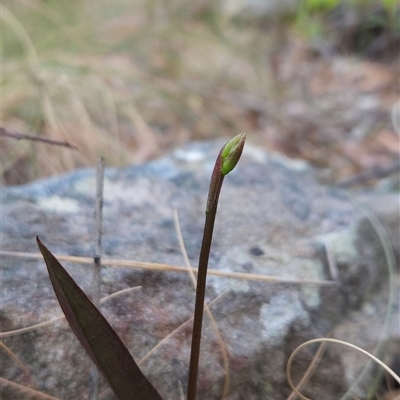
left=1, top=0, right=399, bottom=187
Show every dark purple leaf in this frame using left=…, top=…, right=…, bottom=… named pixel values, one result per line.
left=37, top=237, right=164, bottom=400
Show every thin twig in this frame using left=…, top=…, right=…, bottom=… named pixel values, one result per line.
left=0, top=127, right=79, bottom=150
left=336, top=161, right=400, bottom=188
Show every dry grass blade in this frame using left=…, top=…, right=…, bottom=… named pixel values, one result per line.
left=0, top=377, right=61, bottom=400
left=286, top=340, right=327, bottom=400
left=0, top=315, right=66, bottom=339
left=0, top=286, right=141, bottom=339
left=0, top=250, right=336, bottom=286
left=101, top=286, right=142, bottom=302
left=323, top=240, right=340, bottom=282
left=1, top=4, right=40, bottom=69
left=0, top=341, right=35, bottom=387
left=342, top=194, right=399, bottom=400
left=122, top=100, right=159, bottom=162
left=2, top=287, right=144, bottom=400
left=378, top=390, right=400, bottom=400
left=286, top=338, right=400, bottom=400
left=99, top=291, right=227, bottom=399
left=142, top=291, right=226, bottom=367
left=1, top=0, right=282, bottom=185
left=178, top=380, right=185, bottom=400
left=17, top=0, right=66, bottom=25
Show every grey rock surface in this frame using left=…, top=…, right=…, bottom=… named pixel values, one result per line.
left=1, top=140, right=398, bottom=399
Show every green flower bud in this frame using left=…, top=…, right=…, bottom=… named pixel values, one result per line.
left=220, top=133, right=246, bottom=175
left=205, top=133, right=246, bottom=213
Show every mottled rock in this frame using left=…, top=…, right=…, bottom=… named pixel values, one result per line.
left=1, top=140, right=398, bottom=399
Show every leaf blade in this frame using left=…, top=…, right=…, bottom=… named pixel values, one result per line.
left=37, top=237, right=164, bottom=400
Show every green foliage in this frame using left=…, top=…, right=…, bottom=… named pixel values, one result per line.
left=303, top=0, right=340, bottom=13
left=295, top=0, right=340, bottom=38
left=295, top=0, right=400, bottom=40
left=380, top=0, right=399, bottom=10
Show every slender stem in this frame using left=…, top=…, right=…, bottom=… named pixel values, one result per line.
left=89, top=157, right=105, bottom=400
left=186, top=133, right=245, bottom=400
left=187, top=173, right=224, bottom=400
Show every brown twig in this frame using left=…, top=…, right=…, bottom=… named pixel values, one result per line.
left=0, top=127, right=79, bottom=150
left=336, top=160, right=400, bottom=188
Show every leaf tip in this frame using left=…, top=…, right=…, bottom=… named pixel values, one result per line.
left=36, top=235, right=45, bottom=252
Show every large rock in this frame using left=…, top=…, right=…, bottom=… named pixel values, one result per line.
left=1, top=140, right=398, bottom=399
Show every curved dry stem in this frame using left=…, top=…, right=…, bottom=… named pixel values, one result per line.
left=101, top=286, right=142, bottom=302
left=0, top=4, right=40, bottom=69
left=342, top=194, right=398, bottom=400
left=0, top=377, right=61, bottom=400
left=56, top=74, right=97, bottom=151
left=16, top=0, right=82, bottom=45
left=0, top=315, right=66, bottom=339
left=286, top=340, right=327, bottom=400
left=178, top=380, right=185, bottom=400
left=98, top=291, right=227, bottom=399
left=174, top=209, right=231, bottom=400
left=0, top=341, right=36, bottom=387
left=0, top=286, right=141, bottom=338
left=286, top=338, right=400, bottom=400
left=122, top=99, right=159, bottom=162
left=139, top=291, right=227, bottom=367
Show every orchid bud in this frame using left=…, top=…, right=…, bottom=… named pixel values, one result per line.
left=206, top=133, right=246, bottom=213
left=220, top=132, right=246, bottom=175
